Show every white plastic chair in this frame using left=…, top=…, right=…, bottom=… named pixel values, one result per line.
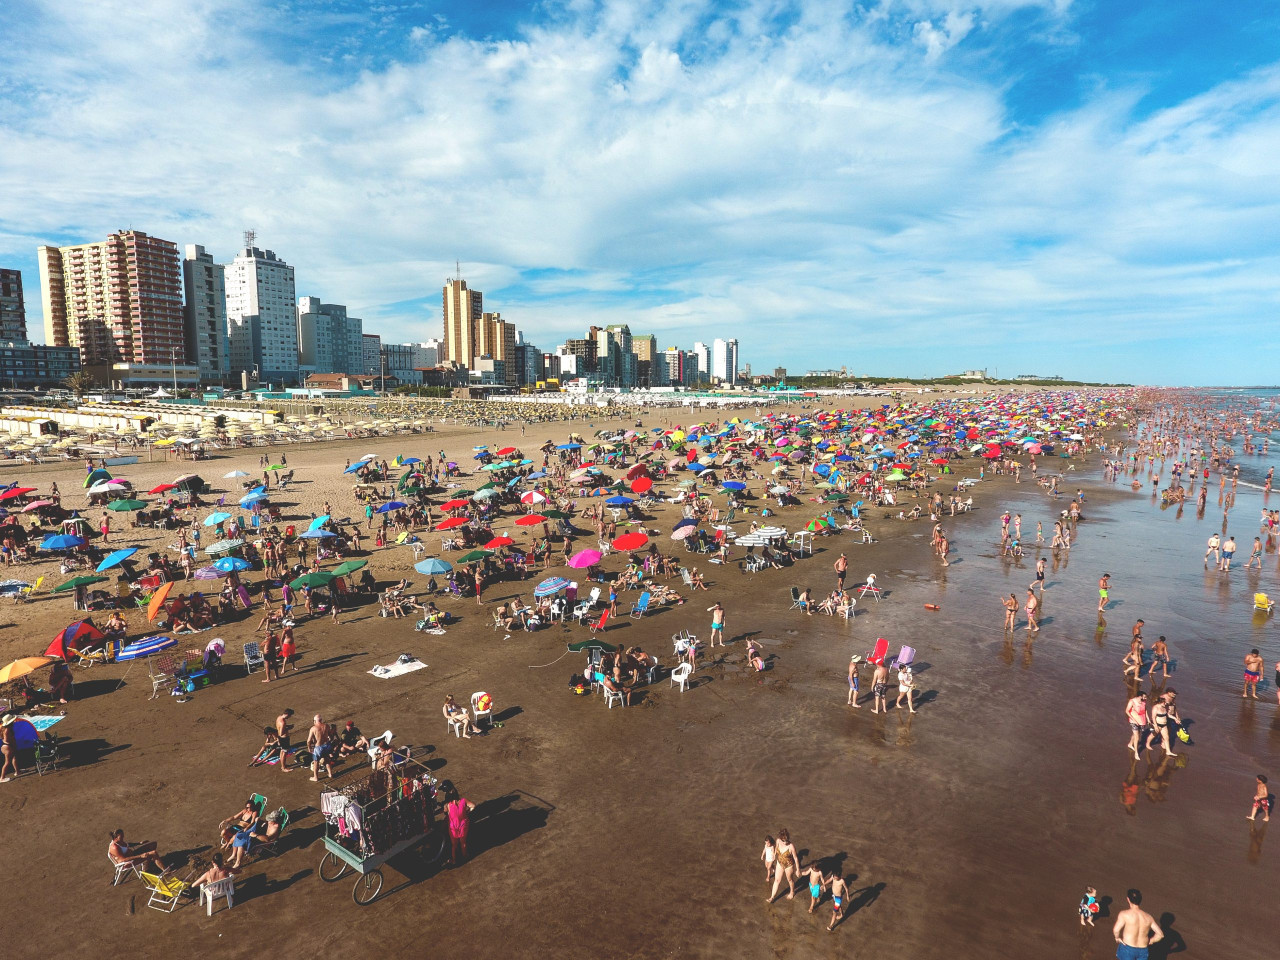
left=447, top=715, right=464, bottom=738
left=200, top=876, right=235, bottom=915
left=601, top=683, right=624, bottom=709
left=109, top=854, right=139, bottom=886
left=470, top=692, right=493, bottom=729
left=670, top=662, right=692, bottom=692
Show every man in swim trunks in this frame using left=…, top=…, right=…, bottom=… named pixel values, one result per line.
left=1219, top=535, right=1236, bottom=571
left=275, top=708, right=294, bottom=774
left=1112, top=888, right=1163, bottom=959
left=827, top=873, right=848, bottom=932
left=1204, top=533, right=1220, bottom=568
left=847, top=655, right=861, bottom=708
left=871, top=660, right=889, bottom=714
left=1098, top=573, right=1111, bottom=613
left=1125, top=693, right=1148, bottom=759
left=1031, top=557, right=1046, bottom=594
left=1243, top=648, right=1263, bottom=699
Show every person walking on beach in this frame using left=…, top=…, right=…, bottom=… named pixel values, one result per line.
left=1125, top=692, right=1149, bottom=759
left=1113, top=889, right=1163, bottom=960
left=767, top=829, right=799, bottom=903
left=1204, top=533, right=1220, bottom=568
left=871, top=659, right=889, bottom=714
left=1032, top=557, right=1046, bottom=594
left=1025, top=589, right=1039, bottom=633
left=827, top=873, right=848, bottom=931
left=834, top=553, right=847, bottom=590
left=1248, top=774, right=1270, bottom=822
left=708, top=602, right=725, bottom=647
left=1245, top=537, right=1263, bottom=569
left=803, top=862, right=827, bottom=914
left=1244, top=648, right=1263, bottom=699
left=761, top=836, right=776, bottom=883
left=1149, top=636, right=1170, bottom=683
left=1003, top=594, right=1017, bottom=633
left=1098, top=573, right=1111, bottom=613
left=847, top=655, right=861, bottom=708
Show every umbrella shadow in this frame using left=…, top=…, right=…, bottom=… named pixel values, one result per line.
left=62, top=738, right=131, bottom=769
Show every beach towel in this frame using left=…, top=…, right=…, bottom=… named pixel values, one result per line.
left=368, top=656, right=428, bottom=679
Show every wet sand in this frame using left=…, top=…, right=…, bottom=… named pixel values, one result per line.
left=0, top=405, right=1274, bottom=959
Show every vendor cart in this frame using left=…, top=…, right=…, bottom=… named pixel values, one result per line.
left=318, top=756, right=448, bottom=904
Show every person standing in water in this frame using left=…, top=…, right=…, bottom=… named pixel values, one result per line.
left=1098, top=573, right=1111, bottom=613
left=1244, top=648, right=1264, bottom=699
left=1113, top=889, right=1163, bottom=960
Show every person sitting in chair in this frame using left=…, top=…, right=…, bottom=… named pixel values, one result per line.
left=220, top=798, right=262, bottom=845
left=109, top=829, right=167, bottom=874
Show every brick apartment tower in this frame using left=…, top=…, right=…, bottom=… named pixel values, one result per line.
left=38, top=230, right=185, bottom=365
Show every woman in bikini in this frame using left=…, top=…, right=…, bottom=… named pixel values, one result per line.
left=1146, top=694, right=1177, bottom=757
left=768, top=829, right=800, bottom=903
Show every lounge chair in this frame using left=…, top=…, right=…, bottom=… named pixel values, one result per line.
left=629, top=592, right=651, bottom=618
left=789, top=587, right=805, bottom=610
left=1254, top=593, right=1274, bottom=613
left=243, top=641, right=264, bottom=674
left=141, top=871, right=191, bottom=912
left=890, top=645, right=916, bottom=670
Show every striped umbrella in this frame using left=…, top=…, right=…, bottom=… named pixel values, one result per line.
left=534, top=576, right=570, bottom=597
left=117, top=635, right=176, bottom=661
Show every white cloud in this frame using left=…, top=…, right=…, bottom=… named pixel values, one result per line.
left=0, top=0, right=1276, bottom=382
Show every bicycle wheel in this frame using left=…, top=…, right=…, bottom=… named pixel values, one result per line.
left=319, top=852, right=348, bottom=882
left=353, top=870, right=383, bottom=905
left=421, top=830, right=447, bottom=866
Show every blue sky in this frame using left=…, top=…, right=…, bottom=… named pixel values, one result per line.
left=1, top=0, right=1278, bottom=385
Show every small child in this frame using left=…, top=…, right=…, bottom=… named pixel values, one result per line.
left=1249, top=774, right=1271, bottom=823
left=761, top=836, right=776, bottom=882
left=1036, top=521, right=1044, bottom=543
left=1078, top=886, right=1098, bottom=926
left=746, top=640, right=765, bottom=672
left=828, top=874, right=848, bottom=932
left=804, top=863, right=827, bottom=914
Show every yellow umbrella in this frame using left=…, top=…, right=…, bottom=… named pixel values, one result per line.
left=0, top=656, right=53, bottom=683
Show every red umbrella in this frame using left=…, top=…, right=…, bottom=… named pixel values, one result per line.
left=625, top=464, right=649, bottom=480
left=149, top=483, right=178, bottom=494
left=515, top=514, right=547, bottom=526
left=929, top=458, right=948, bottom=465
left=630, top=477, right=653, bottom=494
left=485, top=536, right=514, bottom=548
left=612, top=532, right=649, bottom=551
left=436, top=517, right=468, bottom=530
left=439, top=498, right=469, bottom=510
left=0, top=487, right=37, bottom=500
left=496, top=447, right=518, bottom=456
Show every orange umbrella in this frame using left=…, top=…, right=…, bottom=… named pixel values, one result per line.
left=0, top=656, right=53, bottom=683
left=146, top=581, right=174, bottom=622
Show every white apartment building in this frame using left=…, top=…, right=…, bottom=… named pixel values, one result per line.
left=690, top=342, right=710, bottom=383
left=712, top=338, right=739, bottom=385
left=224, top=245, right=298, bottom=383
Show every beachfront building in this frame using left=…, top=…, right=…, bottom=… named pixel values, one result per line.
left=182, top=245, right=228, bottom=384
left=381, top=342, right=418, bottom=384
left=224, top=243, right=298, bottom=384
left=442, top=277, right=483, bottom=365
left=296, top=297, right=364, bottom=376
left=712, top=338, right=739, bottom=385
left=0, top=268, right=82, bottom=387
left=406, top=340, right=442, bottom=370
left=561, top=337, right=597, bottom=375
left=594, top=324, right=636, bottom=387
left=38, top=230, right=185, bottom=366
left=690, top=341, right=710, bottom=384
left=362, top=334, right=382, bottom=376
left=512, top=336, right=542, bottom=386
left=0, top=268, right=28, bottom=342
left=477, top=312, right=517, bottom=386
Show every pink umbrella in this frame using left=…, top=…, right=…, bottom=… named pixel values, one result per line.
left=670, top=526, right=696, bottom=540
left=568, top=549, right=602, bottom=568
left=21, top=500, right=56, bottom=512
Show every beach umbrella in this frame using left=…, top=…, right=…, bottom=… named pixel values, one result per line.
left=486, top=536, right=514, bottom=549
left=556, top=443, right=581, bottom=450
left=472, top=488, right=500, bottom=499
left=41, top=534, right=85, bottom=551
left=414, top=557, right=453, bottom=575
left=399, top=456, right=421, bottom=465
left=212, top=556, right=250, bottom=573
left=672, top=518, right=698, bottom=531
left=117, top=635, right=176, bottom=661
left=343, top=462, right=368, bottom=474
left=515, top=514, right=547, bottom=527
left=96, top=547, right=139, bottom=572
left=308, top=515, right=330, bottom=531
left=670, top=526, right=696, bottom=540
left=456, top=549, right=493, bottom=564
left=204, top=512, right=232, bottom=527
left=331, top=559, right=367, bottom=577
left=299, top=529, right=336, bottom=539
left=239, top=492, right=269, bottom=507
left=568, top=549, right=602, bottom=568
left=520, top=491, right=546, bottom=505
left=436, top=517, right=469, bottom=531
left=51, top=574, right=108, bottom=593
left=0, top=486, right=38, bottom=501
left=612, top=532, right=648, bottom=551
left=0, top=656, right=54, bottom=683
left=566, top=637, right=617, bottom=653
left=149, top=482, right=178, bottom=494
left=291, top=571, right=335, bottom=589
left=376, top=501, right=407, bottom=513
left=805, top=518, right=832, bottom=532
left=205, top=539, right=245, bottom=554
left=83, top=469, right=111, bottom=488
left=534, top=576, right=570, bottom=597
left=440, top=498, right=470, bottom=510
left=21, top=499, right=55, bottom=512
left=605, top=495, right=634, bottom=506
left=721, top=481, right=746, bottom=491
left=541, top=510, right=569, bottom=520
left=630, top=477, right=653, bottom=494
left=193, top=566, right=225, bottom=580
left=223, top=470, right=250, bottom=478
left=107, top=498, right=148, bottom=512
left=146, top=582, right=175, bottom=621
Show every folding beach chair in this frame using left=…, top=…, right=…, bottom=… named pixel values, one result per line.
left=890, top=645, right=915, bottom=670
left=243, top=641, right=264, bottom=674
left=630, top=592, right=651, bottom=618
left=867, top=637, right=889, bottom=666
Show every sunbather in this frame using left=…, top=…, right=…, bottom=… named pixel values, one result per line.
left=220, top=798, right=262, bottom=845
left=248, top=728, right=282, bottom=767
left=109, top=829, right=167, bottom=874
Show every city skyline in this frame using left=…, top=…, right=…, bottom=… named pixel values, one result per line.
left=2, top=1, right=1278, bottom=384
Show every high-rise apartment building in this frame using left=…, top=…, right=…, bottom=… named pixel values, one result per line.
left=182, top=245, right=227, bottom=383
left=297, top=297, right=364, bottom=375
left=381, top=343, right=418, bottom=384
left=362, top=334, right=383, bottom=376
left=0, top=269, right=27, bottom=341
left=406, top=340, right=442, bottom=370
left=38, top=230, right=185, bottom=366
left=442, top=278, right=483, bottom=365
left=477, top=312, right=517, bottom=386
left=596, top=324, right=635, bottom=386
left=224, top=243, right=298, bottom=382
left=632, top=333, right=659, bottom=386
left=690, top=342, right=710, bottom=384
left=563, top=338, right=597, bottom=374
left=712, top=338, right=739, bottom=385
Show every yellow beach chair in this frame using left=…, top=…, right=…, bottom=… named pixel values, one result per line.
left=1254, top=593, right=1274, bottom=613
left=140, top=872, right=191, bottom=912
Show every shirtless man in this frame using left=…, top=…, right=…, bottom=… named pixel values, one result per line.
left=306, top=713, right=333, bottom=782
left=1219, top=535, right=1237, bottom=571
left=1098, top=573, right=1111, bottom=613
left=871, top=660, right=889, bottom=714
left=834, top=553, right=847, bottom=590
left=1002, top=593, right=1018, bottom=633
left=1204, top=533, right=1220, bottom=568
left=1112, top=888, right=1163, bottom=960
left=1243, top=648, right=1264, bottom=699
left=1125, top=692, right=1149, bottom=759
left=1149, top=636, right=1170, bottom=683
left=1025, top=589, right=1039, bottom=633
left=847, top=655, right=862, bottom=708
left=276, top=708, right=295, bottom=773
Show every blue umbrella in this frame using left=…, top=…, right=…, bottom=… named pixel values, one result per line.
left=212, top=556, right=250, bottom=573
left=308, top=515, right=330, bottom=531
left=239, top=492, right=269, bottom=507
left=343, top=462, right=368, bottom=474
left=556, top=443, right=581, bottom=450
left=299, top=529, right=336, bottom=539
left=117, top=635, right=176, bottom=661
left=673, top=518, right=698, bottom=531
left=414, top=557, right=453, bottom=575
left=204, top=512, right=231, bottom=526
left=721, top=481, right=746, bottom=491
left=534, top=576, right=570, bottom=597
left=526, top=471, right=546, bottom=479
left=687, top=462, right=707, bottom=473
left=400, top=457, right=421, bottom=465
left=376, top=501, right=407, bottom=514
left=40, top=534, right=84, bottom=551
left=605, top=495, right=634, bottom=506
left=96, top=547, right=139, bottom=572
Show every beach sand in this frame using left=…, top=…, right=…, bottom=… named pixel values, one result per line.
left=0, top=402, right=1273, bottom=959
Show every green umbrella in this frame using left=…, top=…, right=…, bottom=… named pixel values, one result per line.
left=456, top=549, right=493, bottom=564
left=824, top=492, right=850, bottom=502
left=453, top=489, right=475, bottom=497
left=266, top=464, right=286, bottom=470
left=291, top=571, right=336, bottom=589
left=402, top=485, right=425, bottom=496
left=52, top=575, right=109, bottom=593
left=567, top=637, right=617, bottom=653
left=331, top=559, right=367, bottom=577
left=477, top=481, right=496, bottom=491
left=106, top=498, right=148, bottom=511
left=541, top=509, right=569, bottom=519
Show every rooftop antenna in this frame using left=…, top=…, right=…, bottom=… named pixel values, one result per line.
left=244, top=229, right=256, bottom=250
left=455, top=260, right=461, bottom=283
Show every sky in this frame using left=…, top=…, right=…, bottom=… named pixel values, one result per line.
left=1, top=0, right=1278, bottom=385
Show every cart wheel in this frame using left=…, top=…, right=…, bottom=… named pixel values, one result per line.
left=319, top=852, right=348, bottom=882
left=353, top=870, right=383, bottom=905
left=422, top=831, right=447, bottom=866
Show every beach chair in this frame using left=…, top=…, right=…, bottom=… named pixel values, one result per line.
left=672, top=630, right=697, bottom=658
left=490, top=609, right=505, bottom=631
left=789, top=587, right=804, bottom=609
left=1254, top=593, right=1274, bottom=613
left=867, top=637, right=889, bottom=666
left=471, top=692, right=493, bottom=729
left=141, top=871, right=191, bottom=912
left=630, top=592, right=651, bottom=618
left=858, top=577, right=882, bottom=602
left=253, top=808, right=291, bottom=859
left=34, top=734, right=60, bottom=776
left=600, top=676, right=624, bottom=708
left=78, top=639, right=116, bottom=668
left=109, top=853, right=140, bottom=886
left=587, top=610, right=610, bottom=634
left=17, top=576, right=44, bottom=603
left=670, top=662, right=692, bottom=693
left=148, top=655, right=177, bottom=700
left=243, top=641, right=264, bottom=674
left=680, top=567, right=694, bottom=587
left=200, top=876, right=235, bottom=915
left=890, top=645, right=916, bottom=670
